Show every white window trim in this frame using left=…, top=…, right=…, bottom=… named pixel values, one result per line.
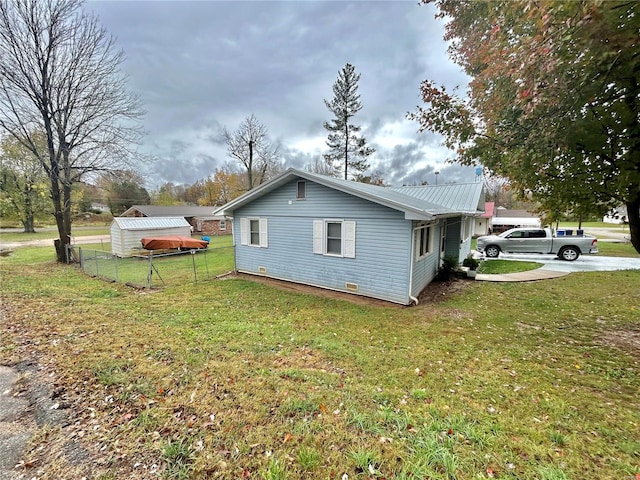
left=313, top=219, right=355, bottom=258
left=415, top=223, right=433, bottom=261
left=240, top=216, right=268, bottom=248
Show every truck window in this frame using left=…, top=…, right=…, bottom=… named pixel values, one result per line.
left=529, top=230, right=546, bottom=238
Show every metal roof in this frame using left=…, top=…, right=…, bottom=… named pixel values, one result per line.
left=121, top=205, right=218, bottom=217
left=215, top=168, right=485, bottom=220
left=389, top=182, right=485, bottom=215
left=112, top=216, right=191, bottom=230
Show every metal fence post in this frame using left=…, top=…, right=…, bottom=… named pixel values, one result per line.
left=191, top=250, right=197, bottom=282
left=114, top=254, right=118, bottom=283
left=79, top=247, right=84, bottom=271
left=148, top=253, right=153, bottom=288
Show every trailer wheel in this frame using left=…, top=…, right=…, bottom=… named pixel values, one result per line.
left=485, top=245, right=500, bottom=258
left=559, top=246, right=580, bottom=261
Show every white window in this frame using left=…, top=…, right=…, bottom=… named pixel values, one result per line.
left=240, top=217, right=268, bottom=248
left=219, top=218, right=226, bottom=231
left=313, top=220, right=356, bottom=258
left=415, top=224, right=432, bottom=260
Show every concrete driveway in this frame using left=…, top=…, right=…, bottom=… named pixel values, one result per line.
left=489, top=253, right=640, bottom=273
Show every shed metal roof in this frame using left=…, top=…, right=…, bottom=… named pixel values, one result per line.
left=112, top=216, right=191, bottom=230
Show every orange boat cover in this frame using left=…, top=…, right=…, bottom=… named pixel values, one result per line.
left=140, top=236, right=209, bottom=250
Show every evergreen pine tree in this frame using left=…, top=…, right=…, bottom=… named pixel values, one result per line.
left=323, top=63, right=375, bottom=180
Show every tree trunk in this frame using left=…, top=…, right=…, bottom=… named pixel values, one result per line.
left=22, top=217, right=35, bottom=233
left=626, top=196, right=640, bottom=255
left=247, top=140, right=254, bottom=190
left=22, top=183, right=36, bottom=233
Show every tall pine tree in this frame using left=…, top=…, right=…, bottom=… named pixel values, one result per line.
left=323, top=63, right=375, bottom=180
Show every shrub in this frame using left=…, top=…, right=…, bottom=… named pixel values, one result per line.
left=462, top=254, right=480, bottom=270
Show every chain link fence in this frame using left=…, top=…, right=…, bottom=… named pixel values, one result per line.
left=66, top=245, right=234, bottom=288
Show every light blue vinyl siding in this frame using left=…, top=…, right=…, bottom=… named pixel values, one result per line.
left=233, top=179, right=413, bottom=304
left=410, top=222, right=442, bottom=297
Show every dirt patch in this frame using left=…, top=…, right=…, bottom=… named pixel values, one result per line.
left=600, top=327, right=640, bottom=359
left=229, top=272, right=473, bottom=307
left=417, top=277, right=474, bottom=304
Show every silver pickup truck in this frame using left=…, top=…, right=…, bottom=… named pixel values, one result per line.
left=476, top=228, right=598, bottom=261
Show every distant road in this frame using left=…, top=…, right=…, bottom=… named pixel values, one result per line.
left=0, top=235, right=110, bottom=250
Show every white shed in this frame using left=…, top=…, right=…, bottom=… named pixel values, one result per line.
left=110, top=217, right=192, bottom=257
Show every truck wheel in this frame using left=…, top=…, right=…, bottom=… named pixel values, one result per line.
left=559, top=246, right=580, bottom=261
left=485, top=245, right=500, bottom=258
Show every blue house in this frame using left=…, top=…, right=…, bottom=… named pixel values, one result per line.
left=215, top=169, right=484, bottom=305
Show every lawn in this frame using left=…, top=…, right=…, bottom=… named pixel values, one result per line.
left=0, top=227, right=111, bottom=243
left=477, top=259, right=542, bottom=274
left=1, top=247, right=639, bottom=480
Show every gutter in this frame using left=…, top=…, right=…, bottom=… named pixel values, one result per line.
left=408, top=223, right=420, bottom=306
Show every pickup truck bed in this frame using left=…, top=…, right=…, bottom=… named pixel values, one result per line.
left=476, top=228, right=598, bottom=261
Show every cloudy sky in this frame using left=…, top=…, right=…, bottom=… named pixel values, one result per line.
left=88, top=0, right=476, bottom=189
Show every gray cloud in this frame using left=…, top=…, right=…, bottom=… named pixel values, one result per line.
left=88, top=0, right=470, bottom=189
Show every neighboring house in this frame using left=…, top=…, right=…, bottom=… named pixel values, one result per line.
left=90, top=202, right=111, bottom=213
left=473, top=201, right=495, bottom=236
left=110, top=217, right=192, bottom=257
left=120, top=205, right=232, bottom=235
left=603, top=206, right=628, bottom=224
left=215, top=168, right=484, bottom=305
left=490, top=208, right=541, bottom=233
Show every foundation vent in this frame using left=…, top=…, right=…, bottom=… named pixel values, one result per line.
left=258, top=266, right=267, bottom=274
left=345, top=282, right=359, bottom=292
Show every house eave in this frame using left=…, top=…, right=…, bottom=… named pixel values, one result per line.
left=215, top=169, right=442, bottom=219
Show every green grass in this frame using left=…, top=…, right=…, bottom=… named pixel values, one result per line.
left=0, top=227, right=110, bottom=242
left=477, top=259, right=543, bottom=274
left=597, top=241, right=639, bottom=258
left=1, top=246, right=639, bottom=479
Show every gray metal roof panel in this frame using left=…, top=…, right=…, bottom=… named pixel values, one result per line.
left=390, top=183, right=484, bottom=214
left=112, top=216, right=191, bottom=230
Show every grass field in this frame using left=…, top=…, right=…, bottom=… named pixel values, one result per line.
left=1, top=247, right=639, bottom=480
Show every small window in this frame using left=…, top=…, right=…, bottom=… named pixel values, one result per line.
left=241, top=217, right=268, bottom=248
left=326, top=222, right=342, bottom=255
left=415, top=225, right=432, bottom=260
left=249, top=219, right=260, bottom=246
left=219, top=218, right=226, bottom=231
left=297, top=181, right=306, bottom=199
left=313, top=220, right=356, bottom=258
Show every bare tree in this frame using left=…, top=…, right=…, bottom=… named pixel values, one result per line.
left=223, top=115, right=280, bottom=191
left=305, top=155, right=335, bottom=176
left=0, top=0, right=144, bottom=261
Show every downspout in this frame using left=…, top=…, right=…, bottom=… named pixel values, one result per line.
left=408, top=223, right=420, bottom=306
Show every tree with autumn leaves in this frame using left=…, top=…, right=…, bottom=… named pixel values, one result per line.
left=412, top=1, right=640, bottom=253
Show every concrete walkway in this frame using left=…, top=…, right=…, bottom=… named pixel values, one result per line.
left=476, top=268, right=570, bottom=282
